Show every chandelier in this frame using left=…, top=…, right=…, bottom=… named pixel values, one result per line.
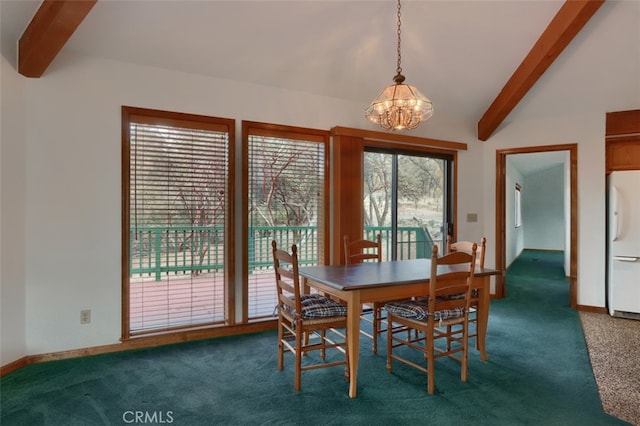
left=365, top=0, right=433, bottom=131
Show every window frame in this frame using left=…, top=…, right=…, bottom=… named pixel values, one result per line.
left=241, top=121, right=330, bottom=323
left=515, top=182, right=522, bottom=228
left=121, top=106, right=236, bottom=340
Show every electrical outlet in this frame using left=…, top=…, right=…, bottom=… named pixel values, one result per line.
left=80, top=309, right=91, bottom=324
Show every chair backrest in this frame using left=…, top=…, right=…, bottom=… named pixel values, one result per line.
left=271, top=240, right=302, bottom=315
left=447, top=235, right=486, bottom=268
left=429, top=243, right=477, bottom=320
left=344, top=234, right=382, bottom=265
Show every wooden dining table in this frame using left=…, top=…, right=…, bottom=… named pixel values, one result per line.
left=298, top=258, right=501, bottom=398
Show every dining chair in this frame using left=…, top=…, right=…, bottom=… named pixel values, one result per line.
left=271, top=240, right=349, bottom=391
left=447, top=235, right=486, bottom=350
left=344, top=234, right=386, bottom=354
left=385, top=243, right=477, bottom=394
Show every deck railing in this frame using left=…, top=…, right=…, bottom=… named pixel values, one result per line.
left=129, top=225, right=435, bottom=280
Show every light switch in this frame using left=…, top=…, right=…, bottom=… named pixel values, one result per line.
left=467, top=213, right=478, bottom=223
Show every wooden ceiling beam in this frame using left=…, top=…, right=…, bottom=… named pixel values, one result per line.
left=18, top=0, right=97, bottom=78
left=477, top=0, right=605, bottom=141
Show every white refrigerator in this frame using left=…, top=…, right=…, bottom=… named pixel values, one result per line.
left=607, top=170, right=640, bottom=320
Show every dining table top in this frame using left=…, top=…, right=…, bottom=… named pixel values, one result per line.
left=298, top=258, right=500, bottom=291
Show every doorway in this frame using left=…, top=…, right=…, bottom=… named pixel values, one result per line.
left=495, top=144, right=578, bottom=309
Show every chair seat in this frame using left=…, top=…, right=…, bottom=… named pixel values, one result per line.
left=385, top=299, right=464, bottom=322
left=283, top=294, right=347, bottom=319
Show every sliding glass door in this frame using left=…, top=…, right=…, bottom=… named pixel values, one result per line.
left=363, top=148, right=453, bottom=260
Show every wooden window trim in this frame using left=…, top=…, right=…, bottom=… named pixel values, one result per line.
left=331, top=126, right=467, bottom=151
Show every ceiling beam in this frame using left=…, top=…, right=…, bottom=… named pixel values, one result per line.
left=18, top=0, right=97, bottom=78
left=477, top=0, right=605, bottom=141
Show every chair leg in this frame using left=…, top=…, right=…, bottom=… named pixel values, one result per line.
left=304, top=331, right=310, bottom=355
left=461, top=322, right=469, bottom=383
left=295, top=327, right=303, bottom=391
left=469, top=304, right=479, bottom=350
left=344, top=329, right=350, bottom=381
left=386, top=316, right=393, bottom=372
left=321, top=329, right=327, bottom=360
left=372, top=307, right=380, bottom=354
left=277, top=319, right=284, bottom=371
left=426, top=332, right=435, bottom=394
left=473, top=309, right=479, bottom=350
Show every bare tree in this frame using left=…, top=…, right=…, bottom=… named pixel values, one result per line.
left=363, top=152, right=391, bottom=227
left=248, top=136, right=323, bottom=253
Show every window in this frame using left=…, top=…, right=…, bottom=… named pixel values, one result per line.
left=515, top=183, right=522, bottom=228
left=363, top=148, right=454, bottom=260
left=122, top=107, right=235, bottom=338
left=243, top=121, right=329, bottom=322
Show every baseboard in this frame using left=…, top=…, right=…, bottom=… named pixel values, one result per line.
left=0, top=356, right=29, bottom=377
left=1, top=321, right=276, bottom=378
left=523, top=248, right=564, bottom=252
left=576, top=304, right=607, bottom=314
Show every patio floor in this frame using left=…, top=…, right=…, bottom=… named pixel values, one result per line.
left=129, top=271, right=277, bottom=332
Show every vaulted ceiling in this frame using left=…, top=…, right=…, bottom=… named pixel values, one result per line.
left=2, top=0, right=639, bottom=140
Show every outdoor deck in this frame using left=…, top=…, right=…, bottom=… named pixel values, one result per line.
left=130, top=271, right=277, bottom=333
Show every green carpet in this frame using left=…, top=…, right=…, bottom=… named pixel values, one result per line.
left=0, top=250, right=629, bottom=425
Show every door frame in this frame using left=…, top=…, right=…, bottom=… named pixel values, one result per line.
left=495, top=144, right=578, bottom=308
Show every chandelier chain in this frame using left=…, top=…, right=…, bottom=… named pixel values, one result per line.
left=396, top=0, right=402, bottom=75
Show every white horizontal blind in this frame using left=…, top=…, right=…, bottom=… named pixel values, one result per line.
left=246, top=125, right=327, bottom=320
left=126, top=110, right=231, bottom=336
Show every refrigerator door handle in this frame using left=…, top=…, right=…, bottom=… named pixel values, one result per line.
left=612, top=256, right=639, bottom=262
left=612, top=186, right=622, bottom=241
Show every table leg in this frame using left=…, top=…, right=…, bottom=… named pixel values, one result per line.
left=477, top=275, right=490, bottom=361
left=346, top=291, right=361, bottom=398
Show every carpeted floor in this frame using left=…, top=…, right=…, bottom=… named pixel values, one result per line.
left=0, top=250, right=633, bottom=425
left=580, top=311, right=640, bottom=425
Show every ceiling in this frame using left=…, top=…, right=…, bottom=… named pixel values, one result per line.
left=1, top=0, right=639, bottom=139
left=508, top=151, right=567, bottom=177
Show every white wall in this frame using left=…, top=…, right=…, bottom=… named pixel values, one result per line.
left=454, top=140, right=486, bottom=244
left=1, top=50, right=27, bottom=365
left=505, top=161, right=524, bottom=267
left=523, top=164, right=565, bottom=250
